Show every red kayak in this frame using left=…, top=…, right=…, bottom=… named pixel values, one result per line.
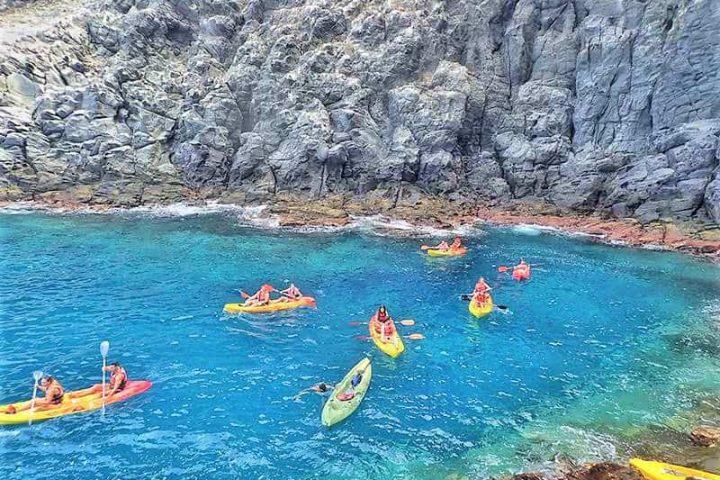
left=512, top=265, right=531, bottom=281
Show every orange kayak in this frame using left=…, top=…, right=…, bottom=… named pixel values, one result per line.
left=512, top=266, right=531, bottom=281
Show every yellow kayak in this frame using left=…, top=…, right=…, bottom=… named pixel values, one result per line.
left=630, top=459, right=720, bottom=480
left=223, top=296, right=316, bottom=314
left=369, top=315, right=405, bottom=358
left=0, top=381, right=152, bottom=425
left=469, top=295, right=493, bottom=317
left=425, top=247, right=467, bottom=257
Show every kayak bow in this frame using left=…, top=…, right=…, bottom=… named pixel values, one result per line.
left=630, top=459, right=720, bottom=480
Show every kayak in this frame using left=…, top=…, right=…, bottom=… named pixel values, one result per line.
left=369, top=315, right=405, bottom=358
left=0, top=380, right=152, bottom=425
left=425, top=247, right=467, bottom=257
left=630, top=459, right=720, bottom=480
left=223, top=296, right=316, bottom=314
left=321, top=357, right=372, bottom=427
left=469, top=295, right=493, bottom=317
left=512, top=266, right=531, bottom=281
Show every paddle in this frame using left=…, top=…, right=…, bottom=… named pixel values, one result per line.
left=498, top=263, right=542, bottom=272
left=100, top=340, right=110, bottom=413
left=459, top=294, right=509, bottom=311
left=28, top=370, right=43, bottom=426
left=350, top=319, right=415, bottom=327
left=357, top=333, right=425, bottom=341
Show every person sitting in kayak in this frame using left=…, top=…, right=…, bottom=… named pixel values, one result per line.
left=293, top=382, right=334, bottom=401
left=244, top=284, right=275, bottom=306
left=336, top=366, right=369, bottom=402
left=279, top=283, right=303, bottom=301
left=431, top=240, right=450, bottom=251
left=450, top=236, right=463, bottom=250
left=513, top=259, right=530, bottom=276
left=6, top=376, right=65, bottom=413
left=103, top=362, right=128, bottom=396
left=371, top=305, right=396, bottom=341
left=472, top=277, right=492, bottom=303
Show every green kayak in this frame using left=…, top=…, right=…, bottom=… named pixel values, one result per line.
left=321, top=357, right=372, bottom=427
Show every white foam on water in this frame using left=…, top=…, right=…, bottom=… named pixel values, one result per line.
left=124, top=201, right=252, bottom=218
left=511, top=224, right=544, bottom=236
left=347, top=215, right=483, bottom=237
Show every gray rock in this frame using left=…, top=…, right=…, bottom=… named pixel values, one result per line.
left=0, top=0, right=719, bottom=222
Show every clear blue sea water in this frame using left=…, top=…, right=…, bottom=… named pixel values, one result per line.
left=1, top=211, right=719, bottom=480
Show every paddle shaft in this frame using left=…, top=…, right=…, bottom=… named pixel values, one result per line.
left=28, top=378, right=39, bottom=426
left=460, top=294, right=508, bottom=310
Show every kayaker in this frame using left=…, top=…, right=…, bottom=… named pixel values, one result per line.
left=245, top=284, right=275, bottom=306
left=431, top=240, right=450, bottom=251
left=513, top=259, right=530, bottom=278
left=371, top=305, right=395, bottom=341
left=472, top=277, right=492, bottom=303
left=450, top=236, right=463, bottom=249
left=103, top=362, right=128, bottom=396
left=294, top=382, right=334, bottom=401
left=279, top=283, right=303, bottom=301
left=8, top=376, right=65, bottom=413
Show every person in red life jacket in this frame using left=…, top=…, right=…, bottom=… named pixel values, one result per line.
left=450, top=236, right=463, bottom=250
left=371, top=305, right=396, bottom=341
left=6, top=376, right=65, bottom=414
left=472, top=277, right=492, bottom=303
left=245, top=284, right=275, bottom=306
left=513, top=259, right=531, bottom=279
left=103, top=362, right=128, bottom=397
left=279, top=283, right=303, bottom=301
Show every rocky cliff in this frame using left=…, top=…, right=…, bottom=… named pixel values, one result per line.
left=1, top=0, right=719, bottom=224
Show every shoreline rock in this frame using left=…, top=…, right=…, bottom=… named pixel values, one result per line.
left=1, top=194, right=718, bottom=261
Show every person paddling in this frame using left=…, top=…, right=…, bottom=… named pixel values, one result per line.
left=279, top=283, right=303, bottom=301
left=244, top=284, right=275, bottom=306
left=471, top=277, right=492, bottom=303
left=432, top=240, right=450, bottom=251
left=6, top=376, right=65, bottom=413
left=103, top=362, right=128, bottom=397
left=513, top=259, right=531, bottom=279
left=450, top=236, right=463, bottom=250
left=370, top=305, right=396, bottom=342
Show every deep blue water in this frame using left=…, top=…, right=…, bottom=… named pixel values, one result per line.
left=1, top=211, right=719, bottom=480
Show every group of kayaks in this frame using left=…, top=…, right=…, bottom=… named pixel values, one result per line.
left=6, top=237, right=715, bottom=480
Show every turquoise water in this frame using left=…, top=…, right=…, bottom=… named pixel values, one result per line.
left=1, top=211, right=719, bottom=480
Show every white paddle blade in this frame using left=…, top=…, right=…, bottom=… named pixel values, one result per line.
left=100, top=340, right=110, bottom=357
left=33, top=370, right=43, bottom=382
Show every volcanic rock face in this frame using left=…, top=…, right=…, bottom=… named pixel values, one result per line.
left=0, top=0, right=719, bottom=224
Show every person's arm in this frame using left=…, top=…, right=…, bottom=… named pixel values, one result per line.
left=293, top=389, right=312, bottom=401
